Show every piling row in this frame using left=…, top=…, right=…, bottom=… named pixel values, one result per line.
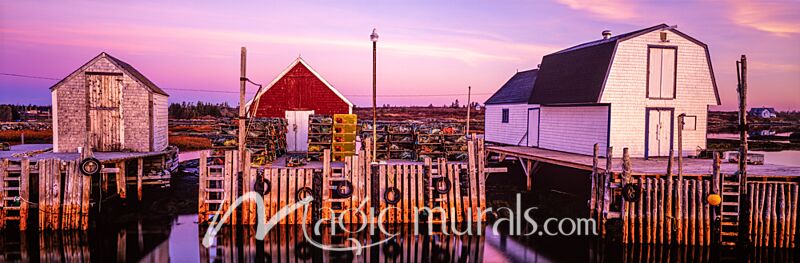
left=198, top=138, right=488, bottom=225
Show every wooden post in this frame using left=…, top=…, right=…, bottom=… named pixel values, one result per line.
left=0, top=159, right=5, bottom=230
left=466, top=86, right=471, bottom=135
left=666, top=149, right=674, bottom=244
left=622, top=148, right=632, bottom=242
left=137, top=158, right=143, bottom=202
left=712, top=152, right=721, bottom=244
left=198, top=151, right=207, bottom=224
left=239, top=47, right=248, bottom=182
left=601, top=146, right=612, bottom=236
left=737, top=55, right=750, bottom=243
left=590, top=143, right=599, bottom=219
left=20, top=158, right=30, bottom=230
left=676, top=126, right=684, bottom=244
left=118, top=161, right=127, bottom=199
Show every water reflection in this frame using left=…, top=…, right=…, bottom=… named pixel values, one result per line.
left=2, top=215, right=798, bottom=262
left=198, top=223, right=487, bottom=262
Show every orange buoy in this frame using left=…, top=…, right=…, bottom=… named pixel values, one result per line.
left=707, top=194, right=721, bottom=206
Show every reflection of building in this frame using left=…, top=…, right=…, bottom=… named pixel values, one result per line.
left=749, top=130, right=776, bottom=137
left=49, top=52, right=169, bottom=153
left=485, top=24, right=720, bottom=158
left=749, top=107, right=778, bottom=118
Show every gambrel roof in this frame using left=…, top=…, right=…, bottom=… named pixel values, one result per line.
left=529, top=24, right=719, bottom=105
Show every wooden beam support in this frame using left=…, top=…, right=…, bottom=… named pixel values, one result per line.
left=137, top=158, right=143, bottom=202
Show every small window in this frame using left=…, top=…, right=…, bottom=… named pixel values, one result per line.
left=648, top=46, right=677, bottom=99
left=501, top=109, right=509, bottom=123
left=682, top=115, right=697, bottom=130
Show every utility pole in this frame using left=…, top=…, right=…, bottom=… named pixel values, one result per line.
left=737, top=55, right=749, bottom=244
left=239, top=47, right=247, bottom=172
left=466, top=86, right=471, bottom=135
left=370, top=29, right=379, bottom=162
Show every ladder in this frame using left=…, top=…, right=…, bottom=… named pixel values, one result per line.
left=719, top=171, right=742, bottom=246
left=322, top=166, right=348, bottom=222
left=199, top=163, right=227, bottom=224
left=0, top=160, right=24, bottom=229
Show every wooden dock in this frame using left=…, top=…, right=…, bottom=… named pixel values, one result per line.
left=487, top=144, right=799, bottom=248
left=487, top=145, right=800, bottom=177
left=0, top=145, right=178, bottom=230
left=198, top=138, right=499, bottom=226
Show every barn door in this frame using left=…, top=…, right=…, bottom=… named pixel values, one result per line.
left=86, top=73, right=123, bottom=152
left=285, top=110, right=314, bottom=152
left=527, top=108, right=540, bottom=147
left=646, top=108, right=673, bottom=158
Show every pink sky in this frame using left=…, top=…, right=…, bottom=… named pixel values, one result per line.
left=1, top=1, right=798, bottom=110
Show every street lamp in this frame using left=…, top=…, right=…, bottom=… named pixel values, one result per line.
left=371, top=28, right=378, bottom=162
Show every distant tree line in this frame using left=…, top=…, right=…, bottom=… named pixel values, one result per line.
left=0, top=104, right=51, bottom=122
left=169, top=101, right=237, bottom=119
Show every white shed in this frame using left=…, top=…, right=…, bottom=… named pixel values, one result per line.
left=484, top=69, right=539, bottom=146
left=487, top=24, right=720, bottom=158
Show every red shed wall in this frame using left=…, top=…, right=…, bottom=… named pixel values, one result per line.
left=252, top=63, right=350, bottom=118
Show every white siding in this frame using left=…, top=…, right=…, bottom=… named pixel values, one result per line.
left=485, top=103, right=537, bottom=146
left=152, top=94, right=169, bottom=151
left=600, top=30, right=717, bottom=157
left=539, top=106, right=609, bottom=156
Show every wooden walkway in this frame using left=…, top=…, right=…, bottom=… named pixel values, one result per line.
left=487, top=146, right=800, bottom=178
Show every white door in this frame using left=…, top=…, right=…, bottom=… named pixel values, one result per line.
left=285, top=110, right=314, bottom=152
left=527, top=109, right=540, bottom=147
left=647, top=109, right=673, bottom=158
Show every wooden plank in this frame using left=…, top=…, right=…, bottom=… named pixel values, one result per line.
left=477, top=138, right=486, bottom=220
left=288, top=168, right=296, bottom=225
left=137, top=158, right=143, bottom=202
left=19, top=158, right=29, bottom=230
left=279, top=168, right=288, bottom=225
left=379, top=165, right=387, bottom=224
left=198, top=152, right=207, bottom=224
left=467, top=141, right=478, bottom=222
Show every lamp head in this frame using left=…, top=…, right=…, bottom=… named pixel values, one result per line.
left=370, top=28, right=379, bottom=42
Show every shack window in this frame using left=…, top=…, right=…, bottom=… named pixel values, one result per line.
left=501, top=109, right=509, bottom=123
left=682, top=115, right=697, bottom=130
left=647, top=46, right=677, bottom=99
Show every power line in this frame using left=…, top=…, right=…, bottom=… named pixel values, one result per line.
left=1, top=72, right=489, bottom=97
left=0, top=73, right=61, bottom=80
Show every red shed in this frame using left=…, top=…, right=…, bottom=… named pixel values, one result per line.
left=246, top=57, right=353, bottom=151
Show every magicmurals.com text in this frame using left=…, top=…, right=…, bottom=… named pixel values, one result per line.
left=201, top=192, right=597, bottom=255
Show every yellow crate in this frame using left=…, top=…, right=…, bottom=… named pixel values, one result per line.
left=332, top=142, right=355, bottom=152
left=333, top=133, right=356, bottom=143
left=333, top=114, right=357, bottom=124
left=333, top=124, right=357, bottom=134
left=333, top=151, right=355, bottom=161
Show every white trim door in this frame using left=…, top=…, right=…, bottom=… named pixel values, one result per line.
left=646, top=109, right=674, bottom=158
left=527, top=109, right=540, bottom=147
left=285, top=110, right=314, bottom=152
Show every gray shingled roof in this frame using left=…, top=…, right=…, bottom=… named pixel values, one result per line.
left=529, top=24, right=670, bottom=105
left=50, top=52, right=169, bottom=96
left=484, top=69, right=538, bottom=105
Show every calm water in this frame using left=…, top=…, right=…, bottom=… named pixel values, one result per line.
left=1, top=160, right=797, bottom=262
left=751, top=150, right=800, bottom=166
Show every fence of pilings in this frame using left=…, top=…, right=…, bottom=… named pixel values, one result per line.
left=590, top=145, right=799, bottom=248
left=198, top=138, right=491, bottom=226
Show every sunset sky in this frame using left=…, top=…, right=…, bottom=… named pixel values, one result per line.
left=1, top=1, right=798, bottom=110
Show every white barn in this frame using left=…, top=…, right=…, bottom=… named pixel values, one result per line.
left=485, top=24, right=720, bottom=158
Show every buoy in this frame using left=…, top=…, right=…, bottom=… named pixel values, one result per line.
left=707, top=194, right=721, bottom=206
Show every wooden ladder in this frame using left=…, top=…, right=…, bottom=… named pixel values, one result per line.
left=719, top=171, right=742, bottom=246
left=0, top=159, right=30, bottom=230
left=322, top=167, right=347, bottom=222
left=199, top=163, right=226, bottom=224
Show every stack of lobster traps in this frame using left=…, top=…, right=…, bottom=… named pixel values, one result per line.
left=307, top=115, right=333, bottom=161
left=212, top=118, right=288, bottom=165
left=387, top=122, right=416, bottom=160
left=359, top=121, right=389, bottom=160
